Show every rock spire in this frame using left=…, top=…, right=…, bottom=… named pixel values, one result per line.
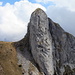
left=29, top=8, right=54, bottom=75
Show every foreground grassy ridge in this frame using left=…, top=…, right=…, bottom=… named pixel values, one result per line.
left=0, top=41, right=22, bottom=75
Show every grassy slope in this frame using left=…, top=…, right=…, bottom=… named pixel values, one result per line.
left=0, top=41, right=22, bottom=75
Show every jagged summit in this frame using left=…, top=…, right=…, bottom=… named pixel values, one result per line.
left=0, top=9, right=75, bottom=75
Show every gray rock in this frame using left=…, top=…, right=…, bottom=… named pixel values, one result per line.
left=28, top=8, right=75, bottom=75
left=48, top=18, right=75, bottom=75
left=29, top=8, right=54, bottom=75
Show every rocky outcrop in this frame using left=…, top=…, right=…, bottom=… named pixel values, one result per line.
left=28, top=8, right=75, bottom=75
left=29, top=8, right=54, bottom=75
left=0, top=8, right=75, bottom=75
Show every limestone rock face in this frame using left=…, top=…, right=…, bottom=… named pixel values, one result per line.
left=29, top=8, right=54, bottom=75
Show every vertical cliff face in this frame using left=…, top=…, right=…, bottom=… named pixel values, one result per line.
left=29, top=8, right=54, bottom=75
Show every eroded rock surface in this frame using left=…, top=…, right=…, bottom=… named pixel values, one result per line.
left=29, top=8, right=54, bottom=75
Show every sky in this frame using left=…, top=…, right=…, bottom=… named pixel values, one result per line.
left=0, top=0, right=75, bottom=42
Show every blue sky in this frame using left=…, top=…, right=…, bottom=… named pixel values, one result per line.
left=0, top=0, right=36, bottom=6
left=1, top=0, right=54, bottom=7
left=0, top=0, right=75, bottom=41
left=0, top=0, right=20, bottom=5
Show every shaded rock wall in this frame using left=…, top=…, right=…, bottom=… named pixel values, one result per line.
left=49, top=18, right=75, bottom=75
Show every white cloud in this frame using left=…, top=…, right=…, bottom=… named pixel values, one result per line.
left=35, top=0, right=75, bottom=11
left=35, top=0, right=50, bottom=3
left=0, top=2, right=3, bottom=5
left=0, top=0, right=46, bottom=42
left=51, top=0, right=75, bottom=11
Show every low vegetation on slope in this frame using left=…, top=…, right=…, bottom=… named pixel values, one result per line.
left=0, top=41, right=22, bottom=75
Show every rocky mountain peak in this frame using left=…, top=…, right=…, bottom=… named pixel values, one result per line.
left=30, top=8, right=48, bottom=29
left=32, top=8, right=46, bottom=16
left=28, top=8, right=75, bottom=75
left=0, top=8, right=75, bottom=75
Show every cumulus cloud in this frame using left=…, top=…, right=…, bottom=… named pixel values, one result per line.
left=35, top=0, right=50, bottom=3
left=0, top=0, right=46, bottom=42
left=51, top=0, right=75, bottom=11
left=35, top=0, right=75, bottom=11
